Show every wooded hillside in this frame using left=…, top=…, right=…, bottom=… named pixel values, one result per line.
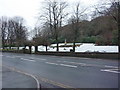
left=60, top=15, right=118, bottom=45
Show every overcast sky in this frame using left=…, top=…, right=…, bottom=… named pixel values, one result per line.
left=0, top=0, right=102, bottom=29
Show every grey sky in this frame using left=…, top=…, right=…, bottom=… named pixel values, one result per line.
left=0, top=0, right=101, bottom=29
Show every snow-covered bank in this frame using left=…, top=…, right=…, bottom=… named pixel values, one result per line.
left=32, top=43, right=118, bottom=53
left=75, top=44, right=118, bottom=53
left=6, top=43, right=118, bottom=53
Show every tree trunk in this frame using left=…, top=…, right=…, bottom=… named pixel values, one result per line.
left=2, top=46, right=4, bottom=49
left=2, top=42, right=5, bottom=49
left=56, top=43, right=59, bottom=52
left=29, top=46, right=32, bottom=54
left=17, top=46, right=19, bottom=51
left=23, top=45, right=26, bottom=53
left=73, top=42, right=75, bottom=52
left=46, top=45, right=48, bottom=52
left=55, top=33, right=59, bottom=52
left=35, top=46, right=38, bottom=53
left=9, top=46, right=11, bottom=50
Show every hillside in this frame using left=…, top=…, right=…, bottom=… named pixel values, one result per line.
left=60, top=15, right=118, bottom=45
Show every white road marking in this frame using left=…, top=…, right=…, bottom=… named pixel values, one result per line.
left=45, top=62, right=77, bottom=68
left=20, top=58, right=36, bottom=62
left=61, top=57, right=77, bottom=59
left=60, top=64, right=77, bottom=68
left=50, top=56, right=58, bottom=57
left=45, top=62, right=59, bottom=65
left=79, top=58, right=91, bottom=59
left=101, top=69, right=120, bottom=74
left=104, top=65, right=118, bottom=68
left=57, top=61, right=118, bottom=68
left=58, top=61, right=86, bottom=66
left=30, top=57, right=46, bottom=61
left=6, top=56, right=15, bottom=58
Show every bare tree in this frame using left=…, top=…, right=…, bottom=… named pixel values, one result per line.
left=0, top=17, right=8, bottom=49
left=95, top=0, right=120, bottom=53
left=0, top=16, right=28, bottom=50
left=68, top=3, right=87, bottom=52
left=32, top=22, right=51, bottom=52
left=7, top=19, right=16, bottom=49
left=39, top=0, right=68, bottom=51
left=12, top=16, right=27, bottom=50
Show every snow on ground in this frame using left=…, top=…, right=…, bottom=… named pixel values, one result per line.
left=9, top=43, right=118, bottom=53
left=49, top=43, right=118, bottom=53
left=75, top=44, right=118, bottom=53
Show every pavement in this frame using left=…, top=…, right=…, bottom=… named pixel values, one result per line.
left=1, top=52, right=119, bottom=89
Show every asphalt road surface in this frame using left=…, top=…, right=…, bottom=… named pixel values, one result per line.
left=2, top=67, right=37, bottom=88
left=2, top=52, right=119, bottom=88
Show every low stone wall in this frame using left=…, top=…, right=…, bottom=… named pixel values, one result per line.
left=36, top=51, right=119, bottom=60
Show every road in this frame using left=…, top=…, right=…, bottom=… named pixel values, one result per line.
left=2, top=52, right=119, bottom=88
left=2, top=67, right=38, bottom=88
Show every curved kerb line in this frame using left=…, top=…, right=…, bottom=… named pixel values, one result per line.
left=2, top=65, right=40, bottom=90
left=2, top=65, right=74, bottom=89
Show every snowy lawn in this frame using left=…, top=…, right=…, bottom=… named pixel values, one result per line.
left=9, top=43, right=118, bottom=53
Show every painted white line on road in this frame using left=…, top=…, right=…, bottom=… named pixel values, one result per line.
left=57, top=61, right=118, bottom=68
left=6, top=56, right=15, bottom=58
left=20, top=58, right=36, bottom=62
left=45, top=62, right=59, bottom=65
left=58, top=61, right=86, bottom=66
left=60, top=64, right=77, bottom=68
left=104, top=65, right=118, bottom=68
left=30, top=57, right=46, bottom=61
left=101, top=69, right=120, bottom=74
left=45, top=62, right=77, bottom=68
left=79, top=57, right=92, bottom=60
left=61, top=57, right=77, bottom=59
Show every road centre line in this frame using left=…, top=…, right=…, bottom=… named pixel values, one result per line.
left=101, top=69, right=120, bottom=74
left=6, top=56, right=15, bottom=58
left=104, top=65, right=118, bottom=68
left=57, top=60, right=118, bottom=68
left=61, top=56, right=77, bottom=59
left=61, top=56, right=92, bottom=59
left=20, top=58, right=36, bottom=62
left=50, top=56, right=58, bottom=57
left=60, top=64, right=77, bottom=68
left=45, top=62, right=77, bottom=68
left=58, top=61, right=86, bottom=65
left=45, top=62, right=59, bottom=65
left=30, top=57, right=47, bottom=61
